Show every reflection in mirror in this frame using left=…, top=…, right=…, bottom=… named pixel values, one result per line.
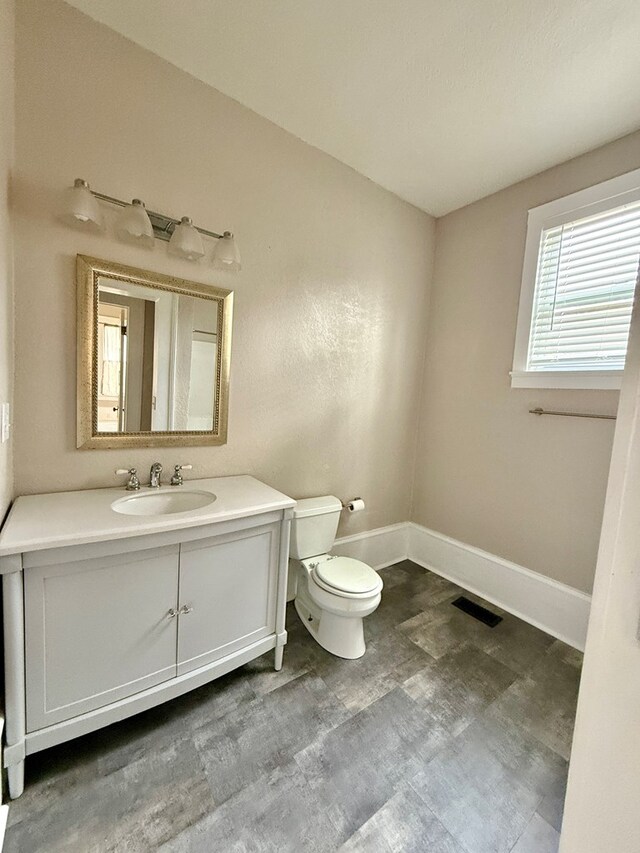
left=96, top=279, right=219, bottom=433
left=77, top=256, right=232, bottom=449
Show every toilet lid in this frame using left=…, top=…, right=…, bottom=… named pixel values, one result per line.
left=314, top=556, right=381, bottom=594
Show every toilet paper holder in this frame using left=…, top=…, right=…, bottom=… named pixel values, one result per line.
left=342, top=497, right=365, bottom=512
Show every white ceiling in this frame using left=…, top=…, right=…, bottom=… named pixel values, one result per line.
left=65, top=0, right=640, bottom=216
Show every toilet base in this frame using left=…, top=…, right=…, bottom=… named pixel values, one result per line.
left=294, top=592, right=366, bottom=660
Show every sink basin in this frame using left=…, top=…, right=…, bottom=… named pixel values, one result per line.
left=111, top=490, right=217, bottom=517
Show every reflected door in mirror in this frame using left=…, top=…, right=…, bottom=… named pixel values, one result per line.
left=97, top=303, right=127, bottom=432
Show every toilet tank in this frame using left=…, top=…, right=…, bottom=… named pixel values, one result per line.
left=289, top=495, right=342, bottom=559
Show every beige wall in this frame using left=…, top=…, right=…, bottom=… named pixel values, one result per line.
left=12, top=0, right=435, bottom=537
left=0, top=0, right=14, bottom=520
left=413, top=130, right=640, bottom=593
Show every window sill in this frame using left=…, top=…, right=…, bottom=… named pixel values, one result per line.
left=510, top=370, right=623, bottom=390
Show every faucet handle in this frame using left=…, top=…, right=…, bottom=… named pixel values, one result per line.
left=170, top=464, right=192, bottom=486
left=115, top=468, right=141, bottom=491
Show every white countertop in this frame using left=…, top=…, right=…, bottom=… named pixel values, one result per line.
left=0, top=475, right=296, bottom=556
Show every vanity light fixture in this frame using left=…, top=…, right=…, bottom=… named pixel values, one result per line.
left=115, top=199, right=154, bottom=249
left=62, top=178, right=241, bottom=270
left=213, top=231, right=241, bottom=271
left=61, top=178, right=104, bottom=229
left=168, top=216, right=206, bottom=261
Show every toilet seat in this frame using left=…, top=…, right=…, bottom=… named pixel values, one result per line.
left=310, top=555, right=382, bottom=597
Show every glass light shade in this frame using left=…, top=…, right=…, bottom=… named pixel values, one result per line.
left=168, top=216, right=205, bottom=261
left=61, top=178, right=103, bottom=229
left=115, top=199, right=154, bottom=248
left=213, top=231, right=241, bottom=270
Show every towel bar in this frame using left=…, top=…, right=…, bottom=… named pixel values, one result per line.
left=529, top=407, right=616, bottom=421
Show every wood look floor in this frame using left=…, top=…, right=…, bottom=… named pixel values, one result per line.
left=5, top=561, right=581, bottom=853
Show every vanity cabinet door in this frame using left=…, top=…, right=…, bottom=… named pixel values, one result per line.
left=177, top=522, right=280, bottom=676
left=25, top=545, right=180, bottom=731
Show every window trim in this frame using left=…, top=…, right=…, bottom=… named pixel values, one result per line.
left=511, top=167, right=640, bottom=390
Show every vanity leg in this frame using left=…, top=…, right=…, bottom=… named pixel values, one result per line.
left=273, top=509, right=292, bottom=673
left=2, top=567, right=26, bottom=799
left=7, top=763, right=24, bottom=799
left=274, top=644, right=284, bottom=671
left=274, top=630, right=287, bottom=671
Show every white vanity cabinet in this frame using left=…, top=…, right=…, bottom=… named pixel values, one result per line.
left=177, top=521, right=280, bottom=675
left=0, top=475, right=295, bottom=799
left=25, top=545, right=181, bottom=731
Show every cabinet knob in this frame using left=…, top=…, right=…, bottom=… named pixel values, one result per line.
left=166, top=608, right=179, bottom=619
left=179, top=604, right=193, bottom=615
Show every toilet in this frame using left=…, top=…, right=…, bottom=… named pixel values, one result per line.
left=290, top=496, right=383, bottom=659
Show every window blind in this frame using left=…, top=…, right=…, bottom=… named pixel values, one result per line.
left=527, top=200, right=640, bottom=372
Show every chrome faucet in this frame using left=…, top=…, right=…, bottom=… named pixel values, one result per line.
left=149, top=462, right=163, bottom=488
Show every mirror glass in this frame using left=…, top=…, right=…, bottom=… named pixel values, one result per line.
left=96, top=280, right=219, bottom=433
left=77, top=256, right=233, bottom=449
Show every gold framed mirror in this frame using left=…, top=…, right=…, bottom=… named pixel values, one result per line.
left=77, top=255, right=233, bottom=449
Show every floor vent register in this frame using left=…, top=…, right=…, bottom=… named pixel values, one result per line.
left=452, top=596, right=503, bottom=628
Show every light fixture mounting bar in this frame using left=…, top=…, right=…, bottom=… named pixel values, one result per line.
left=90, top=189, right=225, bottom=242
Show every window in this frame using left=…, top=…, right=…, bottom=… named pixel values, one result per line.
left=511, top=168, right=640, bottom=389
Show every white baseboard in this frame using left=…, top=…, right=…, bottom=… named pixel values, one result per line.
left=407, top=523, right=591, bottom=651
left=306, top=520, right=590, bottom=650
left=334, top=522, right=409, bottom=570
